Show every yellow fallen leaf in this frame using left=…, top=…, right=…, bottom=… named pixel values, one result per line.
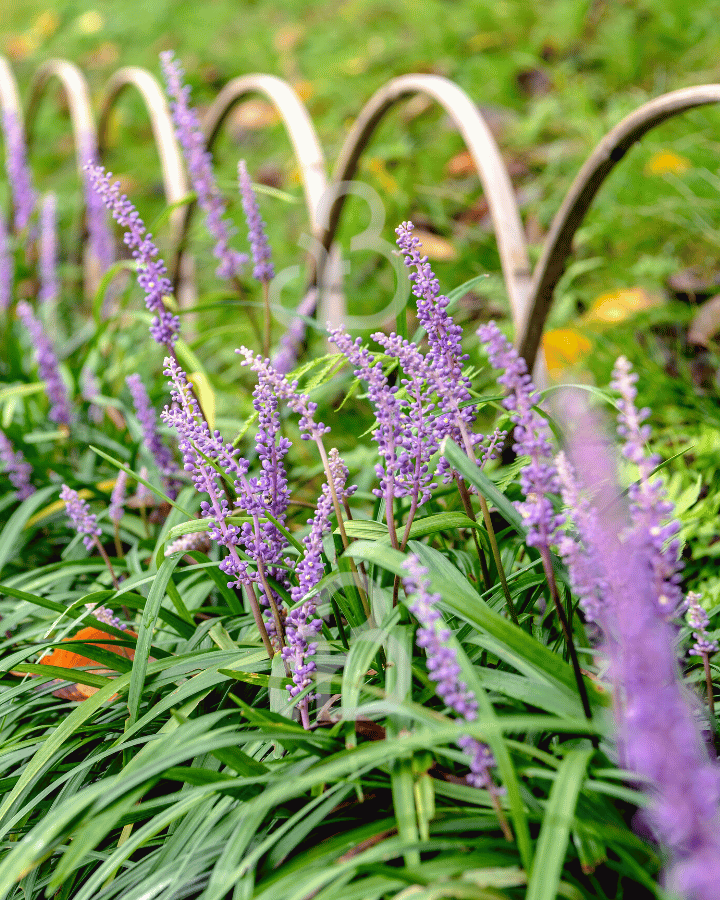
left=229, top=99, right=279, bottom=131
left=77, top=11, right=105, bottom=34
left=188, top=371, right=215, bottom=430
left=542, top=328, right=591, bottom=377
left=644, top=150, right=690, bottom=176
left=34, top=11, right=59, bottom=39
left=585, top=287, right=657, bottom=324
left=410, top=228, right=457, bottom=261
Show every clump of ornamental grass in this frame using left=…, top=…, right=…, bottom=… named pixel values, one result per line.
left=0, top=51, right=718, bottom=900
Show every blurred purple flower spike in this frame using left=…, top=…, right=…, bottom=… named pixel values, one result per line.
left=2, top=110, right=36, bottom=232
left=160, top=51, right=247, bottom=281
left=559, top=387, right=720, bottom=900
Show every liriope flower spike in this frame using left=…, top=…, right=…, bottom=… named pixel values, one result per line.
left=160, top=51, right=247, bottom=281
left=60, top=485, right=102, bottom=550
left=85, top=164, right=179, bottom=348
left=562, top=394, right=720, bottom=900
left=283, top=449, right=355, bottom=727
left=403, top=555, right=498, bottom=794
left=126, top=373, right=181, bottom=495
left=78, top=134, right=114, bottom=273
left=16, top=301, right=72, bottom=426
left=478, top=321, right=564, bottom=550
left=611, top=356, right=683, bottom=618
left=0, top=207, right=12, bottom=311
left=38, top=193, right=59, bottom=305
left=2, top=110, right=36, bottom=232
left=238, top=160, right=274, bottom=284
left=0, top=431, right=34, bottom=500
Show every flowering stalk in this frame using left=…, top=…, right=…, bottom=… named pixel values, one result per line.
left=78, top=134, right=114, bottom=275
left=2, top=110, right=36, bottom=233
left=685, top=591, right=718, bottom=721
left=237, top=348, right=371, bottom=620
left=479, top=321, right=592, bottom=718
left=238, top=160, right=274, bottom=357
left=161, top=356, right=275, bottom=657
left=0, top=431, right=34, bottom=500
left=402, top=555, right=509, bottom=836
left=560, top=392, right=720, bottom=900
left=60, top=485, right=119, bottom=589
left=160, top=51, right=247, bottom=282
left=38, top=193, right=59, bottom=305
left=109, top=470, right=128, bottom=557
left=272, top=288, right=316, bottom=375
left=85, top=164, right=180, bottom=350
left=611, top=356, right=683, bottom=618
left=284, top=449, right=354, bottom=728
left=0, top=206, right=13, bottom=312
left=16, top=301, right=72, bottom=426
left=126, top=373, right=181, bottom=496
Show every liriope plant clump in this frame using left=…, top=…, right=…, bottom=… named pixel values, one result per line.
left=0, top=52, right=718, bottom=900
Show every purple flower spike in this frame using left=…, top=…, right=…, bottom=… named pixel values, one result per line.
left=60, top=484, right=101, bottom=551
left=78, top=135, right=115, bottom=273
left=685, top=592, right=719, bottom=657
left=84, top=164, right=179, bottom=348
left=238, top=160, right=274, bottom=283
left=2, top=110, right=36, bottom=232
left=0, top=430, right=34, bottom=500
left=611, top=356, right=683, bottom=618
left=38, top=193, right=59, bottom=305
left=87, top=604, right=122, bottom=630
left=160, top=51, right=247, bottom=281
left=403, top=554, right=497, bottom=793
left=395, top=222, right=468, bottom=387
left=161, top=356, right=254, bottom=591
left=237, top=347, right=330, bottom=442
left=109, top=470, right=128, bottom=524
left=126, top=373, right=180, bottom=494
left=561, top=393, right=720, bottom=900
left=283, top=450, right=354, bottom=725
left=478, top=321, right=564, bottom=550
left=0, top=206, right=13, bottom=311
left=16, top=301, right=72, bottom=426
left=272, top=289, right=317, bottom=374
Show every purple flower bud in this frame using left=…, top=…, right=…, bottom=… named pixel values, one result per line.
left=272, top=289, right=317, bottom=374
left=84, top=164, right=179, bottom=348
left=60, top=484, right=101, bottom=551
left=160, top=51, right=247, bottom=281
left=2, top=110, right=36, bottom=232
left=86, top=603, right=122, bottom=630
left=238, top=160, right=274, bottom=283
left=0, top=430, right=34, bottom=500
left=16, top=301, right=72, bottom=426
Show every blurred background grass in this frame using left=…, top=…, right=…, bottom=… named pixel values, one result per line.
left=4, top=0, right=720, bottom=392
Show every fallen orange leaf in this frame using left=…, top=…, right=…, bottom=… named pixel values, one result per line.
left=542, top=328, right=592, bottom=377
left=37, top=626, right=137, bottom=701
